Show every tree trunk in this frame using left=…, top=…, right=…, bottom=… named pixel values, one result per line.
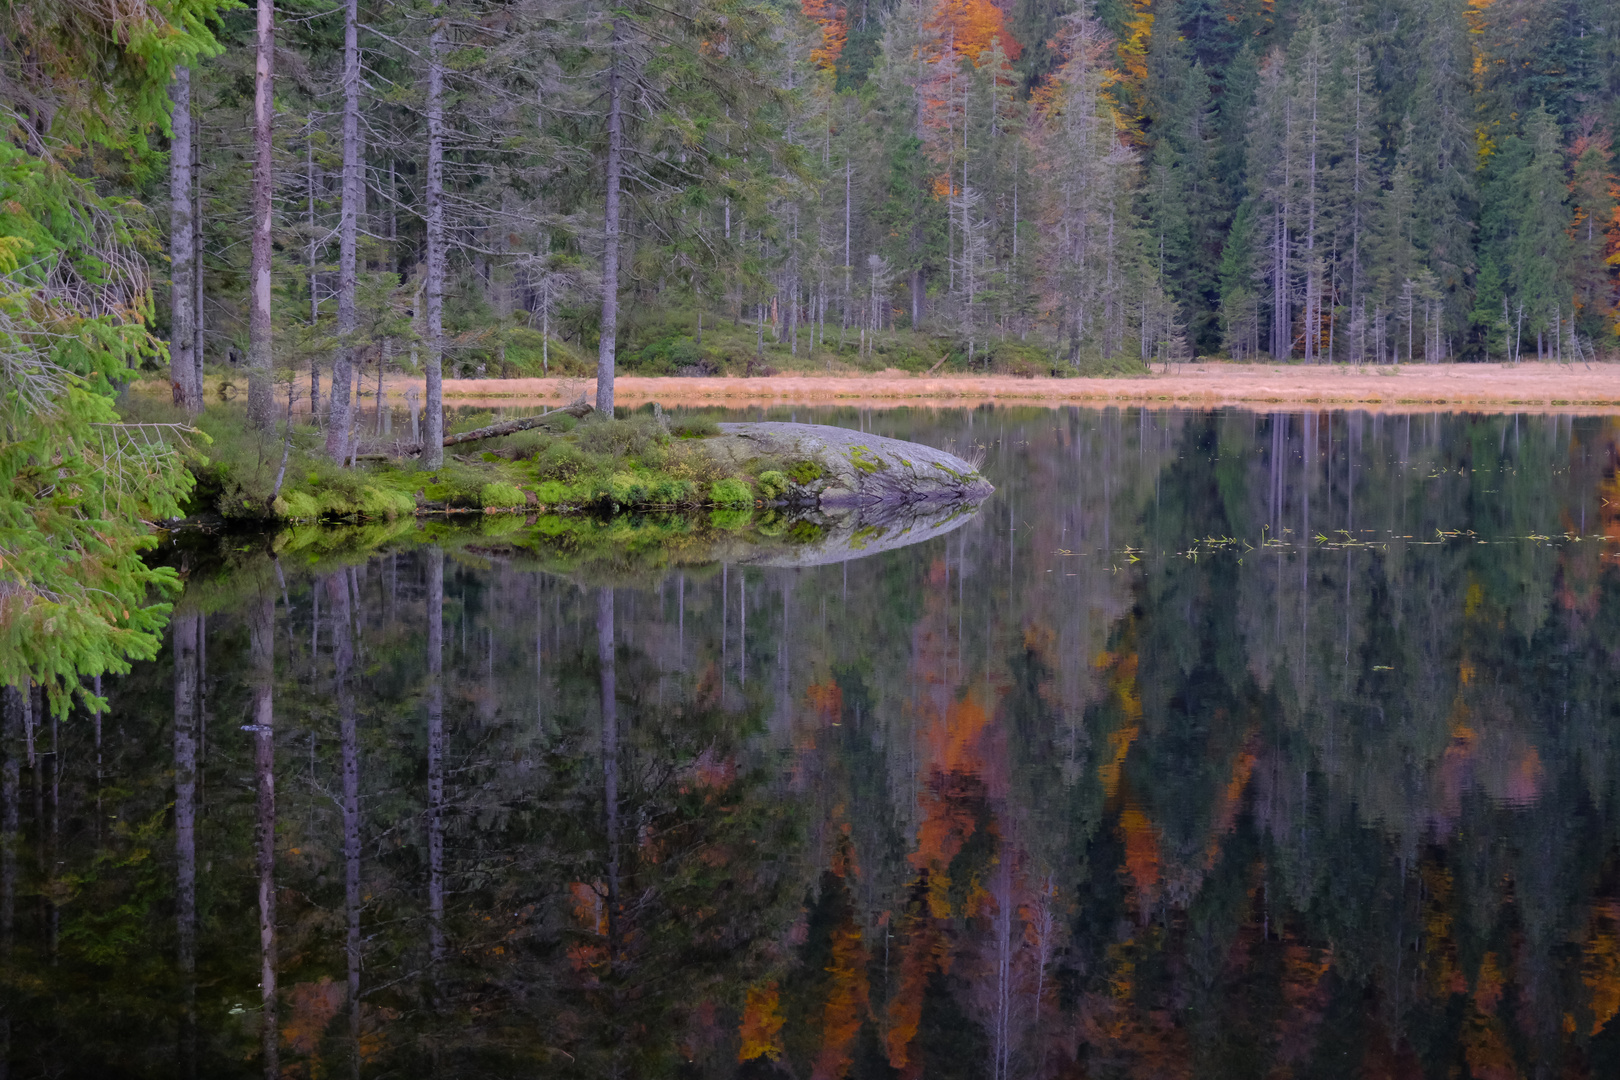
left=2, top=688, right=18, bottom=958
left=169, top=67, right=199, bottom=413
left=326, top=0, right=362, bottom=459
left=247, top=0, right=276, bottom=430
left=249, top=588, right=278, bottom=1078
left=596, top=19, right=625, bottom=416
left=426, top=548, right=446, bottom=966
left=598, top=587, right=620, bottom=973
left=423, top=0, right=447, bottom=468
left=192, top=104, right=205, bottom=400
left=173, top=613, right=200, bottom=1078
left=325, top=572, right=362, bottom=1072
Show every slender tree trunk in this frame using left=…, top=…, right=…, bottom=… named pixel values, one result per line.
left=324, top=572, right=362, bottom=1075
left=170, top=67, right=199, bottom=413
left=173, top=613, right=200, bottom=1078
left=193, top=105, right=206, bottom=397
left=249, top=588, right=278, bottom=1078
left=1, top=688, right=18, bottom=959
left=598, top=587, right=620, bottom=973
left=247, top=0, right=276, bottom=430
left=327, top=0, right=362, bottom=459
left=596, top=19, right=625, bottom=415
left=423, top=0, right=447, bottom=467
left=426, top=549, right=445, bottom=967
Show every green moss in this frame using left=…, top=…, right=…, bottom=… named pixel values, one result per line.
left=275, top=490, right=320, bottom=520
left=786, top=459, right=824, bottom=484
left=479, top=482, right=529, bottom=510
left=710, top=478, right=753, bottom=507
left=361, top=485, right=416, bottom=519
left=849, top=446, right=885, bottom=474
left=757, top=470, right=788, bottom=500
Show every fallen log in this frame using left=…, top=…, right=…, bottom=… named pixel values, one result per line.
left=395, top=396, right=594, bottom=457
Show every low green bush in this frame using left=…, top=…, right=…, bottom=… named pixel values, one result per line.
left=757, top=470, right=788, bottom=500
left=710, top=478, right=753, bottom=507
left=786, top=459, right=823, bottom=484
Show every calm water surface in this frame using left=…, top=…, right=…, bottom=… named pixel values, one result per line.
left=6, top=406, right=1620, bottom=1079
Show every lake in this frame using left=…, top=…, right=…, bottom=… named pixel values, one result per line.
left=4, top=405, right=1619, bottom=1078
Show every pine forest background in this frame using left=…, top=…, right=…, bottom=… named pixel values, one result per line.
left=133, top=0, right=1620, bottom=387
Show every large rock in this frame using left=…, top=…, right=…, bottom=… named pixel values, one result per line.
left=705, top=422, right=994, bottom=507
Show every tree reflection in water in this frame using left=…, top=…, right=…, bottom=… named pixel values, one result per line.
left=2, top=406, right=1620, bottom=1078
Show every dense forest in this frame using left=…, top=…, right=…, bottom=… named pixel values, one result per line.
left=143, top=0, right=1620, bottom=409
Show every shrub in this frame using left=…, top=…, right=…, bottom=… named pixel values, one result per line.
left=605, top=472, right=651, bottom=506
left=479, top=482, right=528, bottom=510
left=535, top=480, right=570, bottom=505
left=533, top=441, right=590, bottom=481
left=500, top=429, right=554, bottom=459
left=575, top=415, right=668, bottom=459
left=671, top=415, right=720, bottom=438
left=710, top=478, right=753, bottom=507
left=757, top=470, right=788, bottom=500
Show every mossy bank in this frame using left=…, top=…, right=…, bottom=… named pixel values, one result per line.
left=132, top=398, right=992, bottom=525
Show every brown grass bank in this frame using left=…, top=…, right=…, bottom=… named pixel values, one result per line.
left=410, top=361, right=1620, bottom=414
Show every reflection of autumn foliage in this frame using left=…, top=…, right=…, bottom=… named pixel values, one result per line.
left=282, top=977, right=344, bottom=1059
left=566, top=880, right=608, bottom=978
left=885, top=878, right=948, bottom=1078
left=1118, top=806, right=1161, bottom=911
left=738, top=980, right=786, bottom=1062
left=1094, top=646, right=1142, bottom=800
left=806, top=679, right=843, bottom=725
left=1585, top=903, right=1620, bottom=1036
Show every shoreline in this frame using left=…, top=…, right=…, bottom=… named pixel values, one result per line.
left=421, top=361, right=1620, bottom=414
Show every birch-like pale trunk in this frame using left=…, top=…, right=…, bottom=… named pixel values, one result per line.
left=423, top=0, right=447, bottom=468
left=249, top=588, right=278, bottom=1078
left=173, top=613, right=200, bottom=1077
left=246, top=0, right=276, bottom=430
left=596, top=19, right=625, bottom=415
left=169, top=67, right=200, bottom=413
left=326, top=0, right=362, bottom=459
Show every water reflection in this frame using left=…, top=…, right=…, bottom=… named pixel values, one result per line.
left=3, top=406, right=1620, bottom=1078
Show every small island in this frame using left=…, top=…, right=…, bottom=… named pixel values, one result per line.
left=173, top=402, right=992, bottom=526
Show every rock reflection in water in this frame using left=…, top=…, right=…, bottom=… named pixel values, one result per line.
left=3, top=406, right=1620, bottom=1079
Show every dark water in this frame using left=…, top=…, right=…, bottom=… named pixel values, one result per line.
left=5, top=406, right=1620, bottom=1079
